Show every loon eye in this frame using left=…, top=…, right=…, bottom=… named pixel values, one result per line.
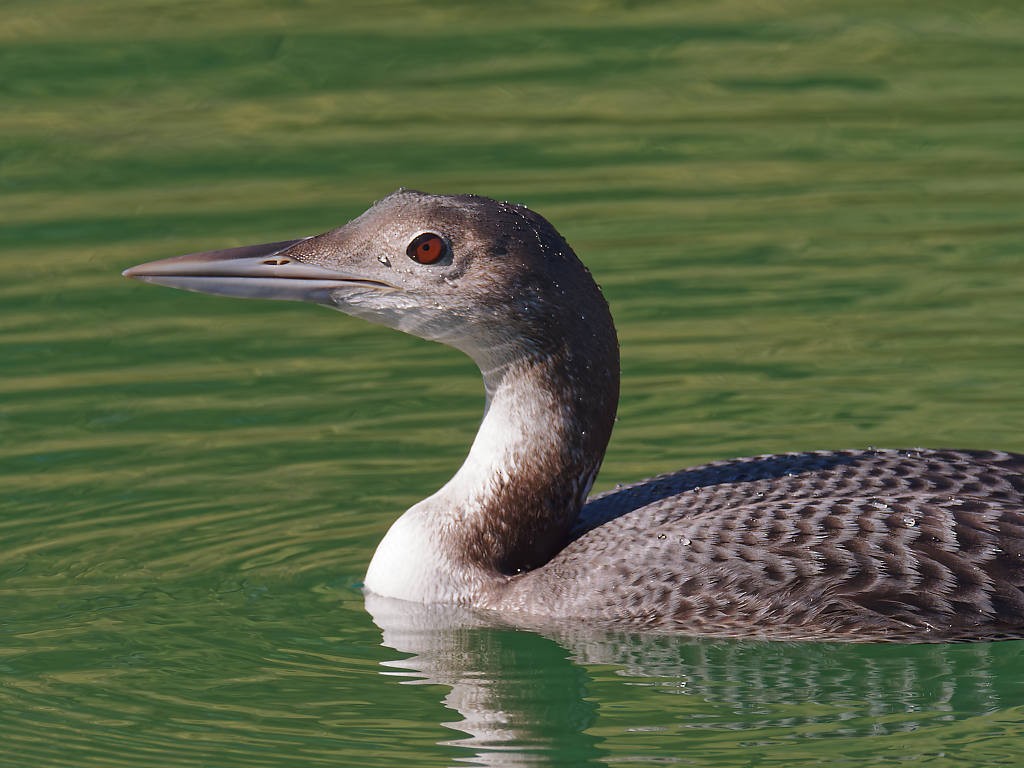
left=407, top=233, right=449, bottom=265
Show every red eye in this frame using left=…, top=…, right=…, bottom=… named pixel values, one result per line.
left=407, top=233, right=449, bottom=264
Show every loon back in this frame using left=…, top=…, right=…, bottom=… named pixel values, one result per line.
left=504, top=448, right=1024, bottom=642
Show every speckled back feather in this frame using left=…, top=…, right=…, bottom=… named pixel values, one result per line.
left=500, top=449, right=1024, bottom=641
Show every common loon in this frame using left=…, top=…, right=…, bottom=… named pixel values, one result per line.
left=124, top=189, right=1024, bottom=642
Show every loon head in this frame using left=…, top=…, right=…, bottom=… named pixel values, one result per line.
left=124, top=188, right=617, bottom=379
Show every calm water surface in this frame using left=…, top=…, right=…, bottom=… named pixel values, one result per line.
left=3, top=2, right=1024, bottom=766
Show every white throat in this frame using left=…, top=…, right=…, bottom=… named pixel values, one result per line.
left=363, top=360, right=573, bottom=604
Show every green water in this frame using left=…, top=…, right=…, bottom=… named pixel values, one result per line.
left=3, top=1, right=1024, bottom=765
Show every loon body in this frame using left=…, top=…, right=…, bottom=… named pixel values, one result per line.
left=125, top=190, right=1024, bottom=641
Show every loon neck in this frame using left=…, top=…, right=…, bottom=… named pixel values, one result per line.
left=365, top=325, right=619, bottom=604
